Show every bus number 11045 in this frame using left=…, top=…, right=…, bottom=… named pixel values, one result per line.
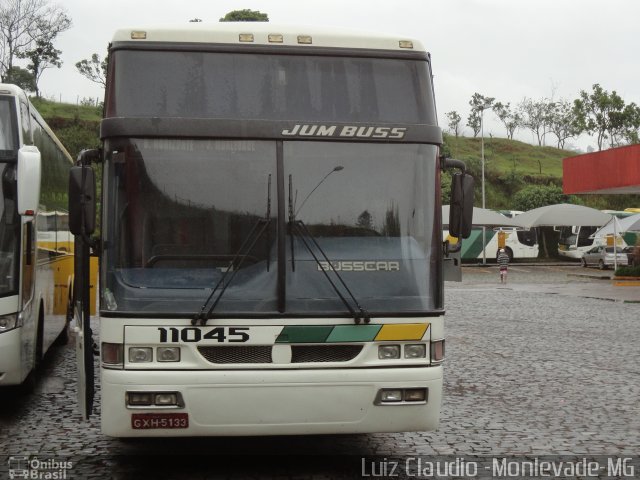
left=157, top=327, right=250, bottom=343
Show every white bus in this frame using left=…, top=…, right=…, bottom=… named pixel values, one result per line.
left=557, top=210, right=636, bottom=259
left=0, top=84, right=74, bottom=388
left=444, top=211, right=538, bottom=262
left=70, top=24, right=472, bottom=437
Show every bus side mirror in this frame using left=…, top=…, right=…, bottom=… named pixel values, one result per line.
left=17, top=146, right=41, bottom=215
left=69, top=166, right=96, bottom=236
left=449, top=172, right=474, bottom=239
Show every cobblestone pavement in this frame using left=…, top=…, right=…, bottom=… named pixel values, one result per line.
left=0, top=266, right=638, bottom=478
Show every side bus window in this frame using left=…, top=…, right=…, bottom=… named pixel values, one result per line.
left=19, top=100, right=31, bottom=145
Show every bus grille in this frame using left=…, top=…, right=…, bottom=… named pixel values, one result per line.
left=197, top=346, right=272, bottom=364
left=291, top=345, right=363, bottom=363
left=197, top=345, right=363, bottom=364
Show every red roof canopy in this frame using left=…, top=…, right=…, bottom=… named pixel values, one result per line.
left=563, top=144, right=640, bottom=194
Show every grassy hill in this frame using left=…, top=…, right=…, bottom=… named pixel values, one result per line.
left=445, top=134, right=573, bottom=179
left=31, top=97, right=101, bottom=159
left=443, top=134, right=640, bottom=211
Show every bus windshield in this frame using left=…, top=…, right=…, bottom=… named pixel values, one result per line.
left=558, top=226, right=597, bottom=248
left=106, top=50, right=434, bottom=124
left=102, top=139, right=439, bottom=316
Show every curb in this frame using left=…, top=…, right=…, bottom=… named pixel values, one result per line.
left=567, top=273, right=611, bottom=280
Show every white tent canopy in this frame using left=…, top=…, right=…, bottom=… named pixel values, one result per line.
left=442, top=206, right=517, bottom=227
left=512, top=203, right=612, bottom=229
left=591, top=213, right=640, bottom=238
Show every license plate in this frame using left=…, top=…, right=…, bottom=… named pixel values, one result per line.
left=131, top=413, right=189, bottom=429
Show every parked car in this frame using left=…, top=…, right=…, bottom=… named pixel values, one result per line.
left=580, top=245, right=629, bottom=269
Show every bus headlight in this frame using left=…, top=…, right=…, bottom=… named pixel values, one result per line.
left=380, top=389, right=403, bottom=402
left=378, top=345, right=400, bottom=359
left=126, top=391, right=184, bottom=408
left=129, top=347, right=153, bottom=363
left=404, top=344, right=426, bottom=359
left=127, top=392, right=153, bottom=406
left=0, top=314, right=18, bottom=332
left=157, top=347, right=180, bottom=362
left=155, top=393, right=178, bottom=406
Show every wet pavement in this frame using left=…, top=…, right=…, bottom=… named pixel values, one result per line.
left=0, top=265, right=638, bottom=478
left=456, top=264, right=640, bottom=303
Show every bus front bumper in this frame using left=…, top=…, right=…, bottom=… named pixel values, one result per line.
left=101, top=366, right=443, bottom=437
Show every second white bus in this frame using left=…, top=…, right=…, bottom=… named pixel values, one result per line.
left=0, top=84, right=74, bottom=388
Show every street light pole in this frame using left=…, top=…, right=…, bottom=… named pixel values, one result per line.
left=481, top=105, right=488, bottom=265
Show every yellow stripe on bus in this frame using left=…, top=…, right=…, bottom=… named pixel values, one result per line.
left=375, top=323, right=429, bottom=341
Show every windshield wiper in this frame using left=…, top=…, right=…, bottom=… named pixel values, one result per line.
left=192, top=175, right=271, bottom=326
left=288, top=174, right=369, bottom=325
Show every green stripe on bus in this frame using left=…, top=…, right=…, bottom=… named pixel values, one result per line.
left=461, top=229, right=483, bottom=259
left=276, top=326, right=334, bottom=343
left=623, top=232, right=638, bottom=246
left=325, top=325, right=382, bottom=342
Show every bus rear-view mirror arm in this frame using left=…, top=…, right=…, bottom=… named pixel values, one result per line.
left=69, top=149, right=99, bottom=238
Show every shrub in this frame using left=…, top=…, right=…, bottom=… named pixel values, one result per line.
left=614, top=265, right=640, bottom=277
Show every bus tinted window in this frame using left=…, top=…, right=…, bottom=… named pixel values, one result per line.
left=108, top=51, right=435, bottom=124
left=0, top=163, right=19, bottom=296
left=0, top=98, right=17, bottom=154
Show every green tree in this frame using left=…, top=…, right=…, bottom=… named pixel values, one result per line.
left=492, top=102, right=521, bottom=140
left=547, top=99, right=581, bottom=149
left=0, top=0, right=71, bottom=81
left=219, top=9, right=269, bottom=22
left=445, top=111, right=462, bottom=137
left=512, top=184, right=567, bottom=211
left=618, top=103, right=640, bottom=146
left=573, top=84, right=640, bottom=150
left=20, top=36, right=61, bottom=97
left=467, top=93, right=494, bottom=137
left=3, top=65, right=35, bottom=92
left=75, top=53, right=107, bottom=87
left=518, top=97, right=553, bottom=146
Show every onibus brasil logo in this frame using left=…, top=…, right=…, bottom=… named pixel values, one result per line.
left=8, top=456, right=73, bottom=479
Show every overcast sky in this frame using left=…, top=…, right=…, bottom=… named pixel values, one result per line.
left=31, top=0, right=640, bottom=151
